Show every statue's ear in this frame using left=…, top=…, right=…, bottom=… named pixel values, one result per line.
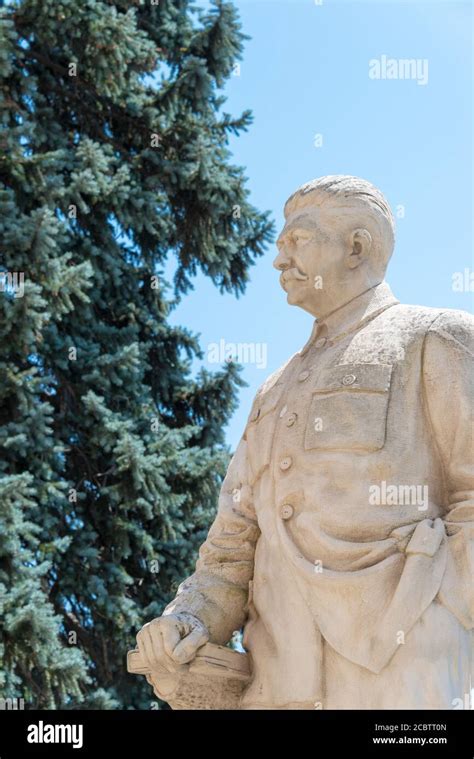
left=347, top=228, right=372, bottom=269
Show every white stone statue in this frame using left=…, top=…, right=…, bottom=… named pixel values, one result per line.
left=131, top=175, right=473, bottom=709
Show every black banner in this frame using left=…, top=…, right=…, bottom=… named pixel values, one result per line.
left=0, top=709, right=471, bottom=757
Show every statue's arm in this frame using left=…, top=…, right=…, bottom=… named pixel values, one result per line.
left=163, top=435, right=260, bottom=645
left=422, top=309, right=474, bottom=627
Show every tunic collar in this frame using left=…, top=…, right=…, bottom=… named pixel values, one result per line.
left=299, top=281, right=399, bottom=356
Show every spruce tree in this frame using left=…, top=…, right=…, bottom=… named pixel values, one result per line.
left=0, top=0, right=273, bottom=709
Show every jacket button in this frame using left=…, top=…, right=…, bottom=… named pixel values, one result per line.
left=286, top=412, right=297, bottom=427
left=315, top=337, right=327, bottom=348
left=298, top=370, right=310, bottom=382
left=342, top=374, right=356, bottom=386
left=279, top=457, right=292, bottom=471
left=280, top=503, right=294, bottom=520
left=279, top=404, right=288, bottom=418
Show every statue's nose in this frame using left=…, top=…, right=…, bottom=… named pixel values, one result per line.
left=273, top=247, right=289, bottom=271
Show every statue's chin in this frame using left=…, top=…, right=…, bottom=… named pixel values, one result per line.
left=282, top=280, right=314, bottom=311
left=285, top=286, right=305, bottom=306
left=285, top=288, right=322, bottom=316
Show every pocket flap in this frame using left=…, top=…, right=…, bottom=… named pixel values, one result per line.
left=247, top=383, right=283, bottom=424
left=313, top=363, right=392, bottom=394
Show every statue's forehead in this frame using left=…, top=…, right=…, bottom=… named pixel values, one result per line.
left=278, top=208, right=328, bottom=240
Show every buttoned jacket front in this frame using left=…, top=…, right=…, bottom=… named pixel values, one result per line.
left=166, top=282, right=473, bottom=709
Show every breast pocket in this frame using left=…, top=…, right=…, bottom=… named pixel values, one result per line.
left=304, top=363, right=392, bottom=452
left=245, top=384, right=283, bottom=481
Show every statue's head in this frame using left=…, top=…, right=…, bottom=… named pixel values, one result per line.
left=274, top=175, right=395, bottom=318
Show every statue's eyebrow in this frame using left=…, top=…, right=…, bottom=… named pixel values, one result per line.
left=276, top=227, right=312, bottom=247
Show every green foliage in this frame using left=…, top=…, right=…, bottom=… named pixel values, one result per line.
left=0, top=0, right=273, bottom=708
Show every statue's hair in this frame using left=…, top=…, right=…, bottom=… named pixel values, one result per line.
left=284, top=175, right=396, bottom=276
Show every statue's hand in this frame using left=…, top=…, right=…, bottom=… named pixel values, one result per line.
left=136, top=612, right=209, bottom=673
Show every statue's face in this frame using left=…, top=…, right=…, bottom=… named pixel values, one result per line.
left=274, top=205, right=348, bottom=317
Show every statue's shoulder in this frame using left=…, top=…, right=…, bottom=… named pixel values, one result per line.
left=425, top=307, right=474, bottom=354
left=255, top=352, right=299, bottom=397
left=383, top=303, right=474, bottom=349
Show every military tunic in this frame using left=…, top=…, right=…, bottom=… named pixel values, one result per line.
left=165, top=282, right=473, bottom=709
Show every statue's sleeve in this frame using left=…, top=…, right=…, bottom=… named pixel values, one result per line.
left=422, top=309, right=474, bottom=628
left=163, top=434, right=260, bottom=644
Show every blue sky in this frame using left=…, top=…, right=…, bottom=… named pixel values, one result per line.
left=170, top=0, right=473, bottom=449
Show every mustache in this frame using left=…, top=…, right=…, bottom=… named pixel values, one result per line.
left=281, top=267, right=308, bottom=283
